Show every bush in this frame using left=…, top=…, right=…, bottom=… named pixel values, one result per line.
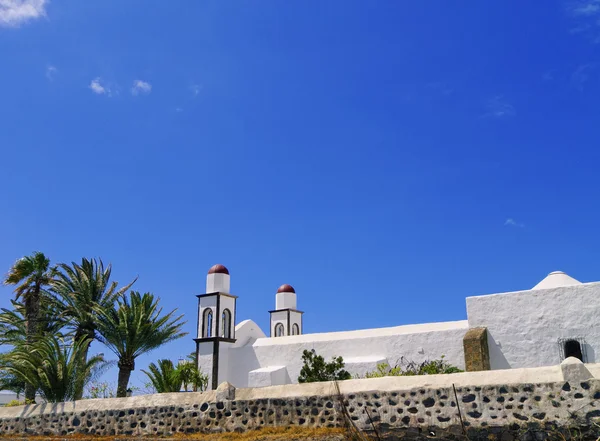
left=298, top=349, right=351, bottom=383
left=365, top=356, right=462, bottom=378
left=4, top=400, right=26, bottom=407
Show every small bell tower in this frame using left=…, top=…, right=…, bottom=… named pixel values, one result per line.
left=269, top=284, right=303, bottom=337
left=195, top=264, right=237, bottom=390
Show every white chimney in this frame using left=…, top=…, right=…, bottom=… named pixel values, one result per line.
left=206, top=264, right=230, bottom=293
left=275, top=284, right=297, bottom=310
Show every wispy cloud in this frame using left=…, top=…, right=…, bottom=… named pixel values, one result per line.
left=131, top=79, right=152, bottom=96
left=504, top=218, right=525, bottom=228
left=426, top=81, right=453, bottom=96
left=567, top=0, right=600, bottom=42
left=190, top=84, right=201, bottom=97
left=570, top=0, right=600, bottom=15
left=0, top=0, right=48, bottom=27
left=571, top=63, right=597, bottom=90
left=89, top=77, right=113, bottom=96
left=484, top=96, right=515, bottom=118
left=542, top=70, right=555, bottom=81
left=45, top=65, right=57, bottom=81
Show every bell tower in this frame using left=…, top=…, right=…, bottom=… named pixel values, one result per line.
left=269, top=284, right=303, bottom=337
left=195, top=264, right=237, bottom=390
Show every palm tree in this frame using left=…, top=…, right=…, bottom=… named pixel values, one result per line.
left=142, top=359, right=182, bottom=393
left=178, top=353, right=208, bottom=392
left=0, top=299, right=65, bottom=346
left=0, top=353, right=25, bottom=400
left=96, top=291, right=186, bottom=397
left=0, top=336, right=108, bottom=403
left=50, top=258, right=136, bottom=398
left=3, top=251, right=53, bottom=401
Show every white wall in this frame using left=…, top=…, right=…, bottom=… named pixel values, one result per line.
left=275, top=292, right=296, bottom=310
left=198, top=296, right=217, bottom=338
left=220, top=295, right=236, bottom=339
left=270, top=310, right=287, bottom=337
left=467, top=282, right=600, bottom=369
left=289, top=311, right=302, bottom=335
left=222, top=320, right=468, bottom=388
left=197, top=341, right=215, bottom=388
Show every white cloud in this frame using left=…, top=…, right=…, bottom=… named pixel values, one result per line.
left=131, top=79, right=151, bottom=96
left=89, top=77, right=111, bottom=96
left=567, top=1, right=600, bottom=42
left=426, top=81, right=453, bottom=96
left=45, top=65, right=57, bottom=81
left=0, top=0, right=48, bottom=27
left=504, top=218, right=525, bottom=228
left=542, top=70, right=554, bottom=81
left=570, top=0, right=600, bottom=16
left=571, top=63, right=597, bottom=90
left=190, top=84, right=201, bottom=97
left=484, top=96, right=515, bottom=118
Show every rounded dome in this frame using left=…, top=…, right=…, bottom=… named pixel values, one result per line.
left=277, top=284, right=295, bottom=293
left=208, top=264, right=229, bottom=275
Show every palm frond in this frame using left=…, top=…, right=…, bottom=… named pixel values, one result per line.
left=141, top=359, right=181, bottom=393
left=96, top=291, right=187, bottom=363
left=0, top=336, right=108, bottom=402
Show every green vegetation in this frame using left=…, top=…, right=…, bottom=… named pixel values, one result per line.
left=1, top=336, right=108, bottom=402
left=0, top=251, right=191, bottom=403
left=3, top=400, right=27, bottom=407
left=178, top=354, right=209, bottom=392
left=142, top=355, right=208, bottom=393
left=3, top=252, right=54, bottom=402
left=364, top=356, right=462, bottom=378
left=298, top=349, right=351, bottom=383
left=96, top=291, right=186, bottom=397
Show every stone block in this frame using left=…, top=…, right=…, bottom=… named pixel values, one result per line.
left=560, top=357, right=592, bottom=382
left=216, top=381, right=236, bottom=401
left=463, top=327, right=491, bottom=371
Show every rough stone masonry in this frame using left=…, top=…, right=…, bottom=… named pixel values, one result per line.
left=1, top=358, right=600, bottom=439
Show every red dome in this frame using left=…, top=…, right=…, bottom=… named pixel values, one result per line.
left=208, top=264, right=229, bottom=275
left=277, top=284, right=295, bottom=293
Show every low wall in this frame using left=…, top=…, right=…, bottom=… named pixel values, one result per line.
left=1, top=359, right=600, bottom=439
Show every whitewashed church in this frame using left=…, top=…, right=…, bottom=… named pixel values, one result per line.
left=195, top=264, right=599, bottom=390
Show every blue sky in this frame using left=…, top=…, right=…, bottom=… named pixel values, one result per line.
left=1, top=0, right=600, bottom=390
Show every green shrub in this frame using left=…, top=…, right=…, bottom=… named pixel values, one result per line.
left=4, top=400, right=26, bottom=407
left=365, top=356, right=462, bottom=378
left=298, top=349, right=351, bottom=383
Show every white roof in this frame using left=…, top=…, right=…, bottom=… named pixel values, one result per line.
left=532, top=271, right=582, bottom=290
left=252, top=320, right=468, bottom=347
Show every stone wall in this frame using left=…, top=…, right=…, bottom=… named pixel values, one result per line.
left=1, top=359, right=600, bottom=439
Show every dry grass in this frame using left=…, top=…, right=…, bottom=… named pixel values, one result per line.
left=0, top=426, right=347, bottom=441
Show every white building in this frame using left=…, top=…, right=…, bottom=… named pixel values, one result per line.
left=195, top=265, right=598, bottom=390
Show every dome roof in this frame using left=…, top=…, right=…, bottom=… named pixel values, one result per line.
left=277, top=284, right=295, bottom=294
left=532, top=271, right=581, bottom=290
left=208, top=264, right=229, bottom=275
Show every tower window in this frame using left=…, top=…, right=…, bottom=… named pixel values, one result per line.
left=274, top=323, right=284, bottom=337
left=222, top=309, right=232, bottom=339
left=203, top=309, right=213, bottom=338
left=292, top=324, right=300, bottom=335
left=564, top=340, right=583, bottom=361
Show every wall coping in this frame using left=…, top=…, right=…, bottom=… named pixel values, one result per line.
left=1, top=360, right=597, bottom=419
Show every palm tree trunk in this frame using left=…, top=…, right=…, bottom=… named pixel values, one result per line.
left=116, top=359, right=134, bottom=398
left=72, top=329, right=93, bottom=401
left=24, top=286, right=41, bottom=402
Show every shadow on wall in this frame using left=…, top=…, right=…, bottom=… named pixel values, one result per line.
left=488, top=332, right=511, bottom=370
left=585, top=344, right=596, bottom=363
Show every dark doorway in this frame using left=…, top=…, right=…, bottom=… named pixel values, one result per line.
left=564, top=340, right=583, bottom=361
